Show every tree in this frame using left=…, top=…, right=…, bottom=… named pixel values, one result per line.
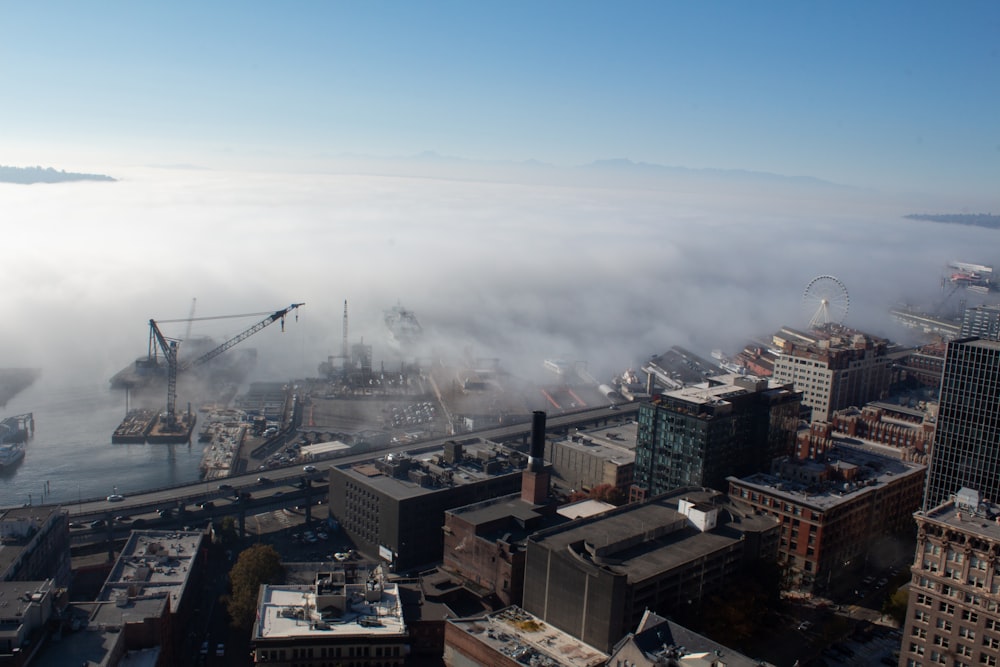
left=225, top=544, right=284, bottom=628
left=215, top=515, right=238, bottom=544
left=882, top=587, right=908, bottom=625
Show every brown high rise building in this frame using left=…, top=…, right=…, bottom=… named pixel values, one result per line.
left=899, top=489, right=1000, bottom=667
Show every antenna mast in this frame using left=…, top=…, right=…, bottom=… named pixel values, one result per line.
left=342, top=300, right=349, bottom=359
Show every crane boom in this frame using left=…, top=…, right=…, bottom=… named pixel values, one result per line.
left=148, top=319, right=180, bottom=424
left=179, top=303, right=305, bottom=372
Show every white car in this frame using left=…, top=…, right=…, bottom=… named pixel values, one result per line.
left=107, top=493, right=125, bottom=502
left=303, top=464, right=317, bottom=473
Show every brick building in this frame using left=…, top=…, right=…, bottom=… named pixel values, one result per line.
left=728, top=443, right=925, bottom=592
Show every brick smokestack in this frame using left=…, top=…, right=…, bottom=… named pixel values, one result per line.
left=522, top=411, right=550, bottom=504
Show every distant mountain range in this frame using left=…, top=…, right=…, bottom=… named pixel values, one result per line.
left=905, top=213, right=1000, bottom=230
left=334, top=151, right=854, bottom=191
left=0, top=165, right=115, bottom=184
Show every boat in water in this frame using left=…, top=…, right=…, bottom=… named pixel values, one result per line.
left=0, top=413, right=33, bottom=469
left=384, top=304, right=423, bottom=351
left=0, top=441, right=25, bottom=469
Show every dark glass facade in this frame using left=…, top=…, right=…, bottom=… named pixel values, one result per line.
left=924, top=337, right=1000, bottom=510
left=634, top=381, right=801, bottom=495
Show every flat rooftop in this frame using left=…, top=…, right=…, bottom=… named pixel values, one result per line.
left=730, top=443, right=926, bottom=511
left=333, top=438, right=523, bottom=501
left=255, top=567, right=405, bottom=640
left=97, top=530, right=203, bottom=622
left=0, top=506, right=63, bottom=579
left=529, top=490, right=777, bottom=584
left=660, top=373, right=793, bottom=407
left=558, top=423, right=637, bottom=464
left=923, top=495, right=1000, bottom=543
left=449, top=606, right=607, bottom=667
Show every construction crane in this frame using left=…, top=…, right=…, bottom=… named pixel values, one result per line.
left=147, top=302, right=305, bottom=429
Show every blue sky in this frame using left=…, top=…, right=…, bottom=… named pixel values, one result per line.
left=2, top=1, right=998, bottom=198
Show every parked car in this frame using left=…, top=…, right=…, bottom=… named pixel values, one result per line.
left=199, top=641, right=208, bottom=656
left=216, top=643, right=225, bottom=657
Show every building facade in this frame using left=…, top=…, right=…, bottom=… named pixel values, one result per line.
left=329, top=438, right=527, bottom=573
left=521, top=488, right=779, bottom=653
left=544, top=421, right=636, bottom=497
left=771, top=325, right=893, bottom=422
left=0, top=507, right=70, bottom=586
left=900, top=489, right=1000, bottom=667
left=924, top=337, right=1000, bottom=510
left=728, top=444, right=926, bottom=592
left=961, top=304, right=1000, bottom=341
left=251, top=565, right=408, bottom=666
left=633, top=375, right=801, bottom=498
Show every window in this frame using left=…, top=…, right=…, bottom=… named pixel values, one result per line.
left=940, top=602, right=955, bottom=615
left=962, top=610, right=979, bottom=623
left=913, top=627, right=928, bottom=639
left=937, top=618, right=953, bottom=631
left=960, top=626, right=976, bottom=640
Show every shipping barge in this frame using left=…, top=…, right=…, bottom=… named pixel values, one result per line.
left=111, top=409, right=196, bottom=444
left=145, top=411, right=197, bottom=444
left=111, top=409, right=156, bottom=444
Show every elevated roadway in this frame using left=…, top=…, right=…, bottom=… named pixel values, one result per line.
left=34, top=403, right=638, bottom=523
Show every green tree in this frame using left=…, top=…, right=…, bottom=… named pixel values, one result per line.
left=225, top=544, right=284, bottom=628
left=215, top=516, right=239, bottom=544
left=882, top=587, right=909, bottom=625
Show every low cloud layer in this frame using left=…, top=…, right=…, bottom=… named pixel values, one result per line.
left=2, top=162, right=996, bottom=389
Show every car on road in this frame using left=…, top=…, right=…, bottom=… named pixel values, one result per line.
left=215, top=643, right=225, bottom=657
left=256, top=476, right=271, bottom=485
left=217, top=483, right=232, bottom=491
left=115, top=515, right=132, bottom=523
left=303, top=464, right=317, bottom=473
left=90, top=519, right=106, bottom=529
left=199, top=641, right=208, bottom=656
left=107, top=493, right=125, bottom=502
